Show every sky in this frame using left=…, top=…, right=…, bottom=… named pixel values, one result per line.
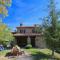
left=3, top=0, right=60, bottom=31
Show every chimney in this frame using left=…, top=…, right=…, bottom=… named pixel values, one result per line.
left=20, top=23, right=23, bottom=26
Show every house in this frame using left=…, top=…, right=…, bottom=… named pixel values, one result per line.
left=12, top=24, right=46, bottom=48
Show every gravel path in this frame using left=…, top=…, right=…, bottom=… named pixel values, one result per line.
left=15, top=56, right=33, bottom=60
left=8, top=55, right=57, bottom=60
left=0, top=56, right=11, bottom=60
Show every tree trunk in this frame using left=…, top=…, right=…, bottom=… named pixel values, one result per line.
left=52, top=49, right=54, bottom=57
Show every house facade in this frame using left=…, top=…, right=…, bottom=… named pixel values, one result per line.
left=13, top=25, right=46, bottom=48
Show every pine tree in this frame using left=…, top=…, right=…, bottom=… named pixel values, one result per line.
left=44, top=0, right=60, bottom=56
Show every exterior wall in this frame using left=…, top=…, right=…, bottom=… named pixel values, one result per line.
left=13, top=26, right=46, bottom=48
left=35, top=36, right=46, bottom=48
left=17, top=27, right=34, bottom=33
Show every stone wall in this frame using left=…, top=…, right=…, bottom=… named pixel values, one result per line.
left=35, top=36, right=46, bottom=48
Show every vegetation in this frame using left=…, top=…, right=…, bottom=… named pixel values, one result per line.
left=42, top=0, right=60, bottom=56
left=0, top=0, right=12, bottom=19
left=0, top=50, right=10, bottom=56
left=0, top=0, right=60, bottom=60
left=34, top=24, right=42, bottom=33
left=0, top=23, right=14, bottom=47
left=0, top=0, right=14, bottom=47
left=25, top=44, right=32, bottom=49
left=0, top=49, right=60, bottom=60
left=25, top=48, right=60, bottom=60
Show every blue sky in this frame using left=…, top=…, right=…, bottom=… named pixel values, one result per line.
left=3, top=0, right=60, bottom=31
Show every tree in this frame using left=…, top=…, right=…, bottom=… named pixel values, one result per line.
left=0, top=0, right=12, bottom=19
left=0, top=23, right=14, bottom=47
left=34, top=24, right=42, bottom=33
left=43, top=0, right=60, bottom=56
left=0, top=0, right=14, bottom=47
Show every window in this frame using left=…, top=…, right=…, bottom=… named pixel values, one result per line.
left=32, top=29, right=35, bottom=33
left=20, top=30, right=23, bottom=33
left=20, top=30, right=26, bottom=33
left=24, top=30, right=26, bottom=33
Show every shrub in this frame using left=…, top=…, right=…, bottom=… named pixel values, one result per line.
left=25, top=44, right=32, bottom=49
left=55, top=48, right=60, bottom=53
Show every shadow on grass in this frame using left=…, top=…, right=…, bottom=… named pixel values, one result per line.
left=5, top=52, right=14, bottom=57
left=30, top=51, right=56, bottom=60
left=5, top=51, right=57, bottom=60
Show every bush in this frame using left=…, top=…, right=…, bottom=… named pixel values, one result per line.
left=55, top=48, right=60, bottom=53
left=25, top=44, right=32, bottom=49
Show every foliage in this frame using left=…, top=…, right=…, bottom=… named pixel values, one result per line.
left=0, top=0, right=12, bottom=18
left=0, top=0, right=12, bottom=47
left=10, top=40, right=17, bottom=48
left=25, top=44, right=32, bottom=49
left=0, top=22, right=14, bottom=47
left=43, top=0, right=60, bottom=55
left=34, top=24, right=42, bottom=33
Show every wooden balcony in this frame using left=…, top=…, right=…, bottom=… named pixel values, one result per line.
left=13, top=33, right=41, bottom=36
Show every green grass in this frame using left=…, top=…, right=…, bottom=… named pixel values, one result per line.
left=0, top=48, right=60, bottom=60
left=0, top=50, right=10, bottom=56
left=24, top=48, right=52, bottom=55
left=24, top=48, right=60, bottom=60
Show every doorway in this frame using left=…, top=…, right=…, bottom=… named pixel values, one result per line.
left=16, top=36, right=27, bottom=47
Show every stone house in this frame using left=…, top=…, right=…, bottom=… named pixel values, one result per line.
left=12, top=25, right=46, bottom=48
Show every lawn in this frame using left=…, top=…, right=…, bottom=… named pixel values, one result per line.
left=0, top=50, right=11, bottom=56
left=24, top=48, right=60, bottom=60
left=0, top=48, right=60, bottom=60
left=0, top=50, right=11, bottom=60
